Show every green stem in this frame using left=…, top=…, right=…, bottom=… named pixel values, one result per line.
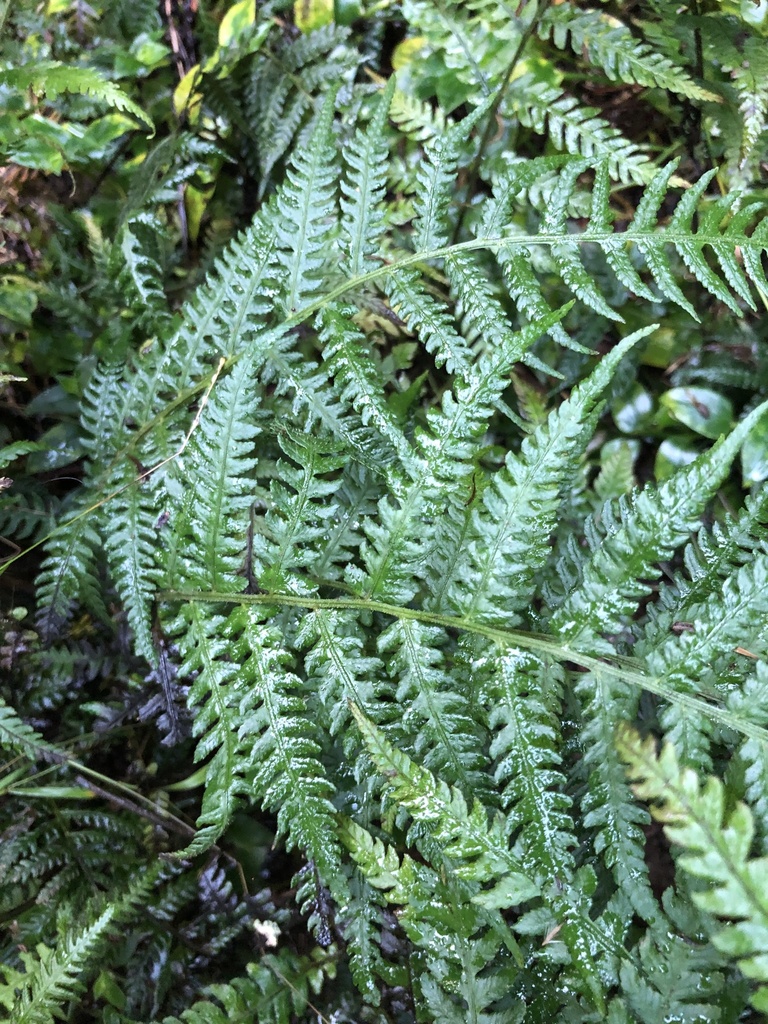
left=161, top=588, right=768, bottom=747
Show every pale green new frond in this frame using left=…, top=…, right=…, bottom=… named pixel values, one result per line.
left=339, top=817, right=405, bottom=891
left=551, top=401, right=768, bottom=648
left=445, top=326, right=654, bottom=624
left=618, top=727, right=768, bottom=1014
left=542, top=5, right=720, bottom=102
left=340, top=78, right=395, bottom=277
left=351, top=705, right=539, bottom=901
left=0, top=60, right=154, bottom=132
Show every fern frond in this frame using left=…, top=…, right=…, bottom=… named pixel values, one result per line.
left=351, top=705, right=538, bottom=900
left=340, top=78, right=395, bottom=278
left=727, top=664, right=768, bottom=853
left=170, top=599, right=342, bottom=877
left=317, top=304, right=415, bottom=472
left=386, top=268, right=473, bottom=376
left=246, top=23, right=359, bottom=192
left=234, top=612, right=342, bottom=890
left=414, top=97, right=491, bottom=251
left=643, top=552, right=768, bottom=768
left=379, top=619, right=488, bottom=792
left=509, top=76, right=652, bottom=184
left=550, top=400, right=768, bottom=647
left=251, top=427, right=347, bottom=593
left=115, top=213, right=173, bottom=334
left=618, top=727, right=768, bottom=1014
left=298, top=609, right=384, bottom=740
left=0, top=60, right=154, bottom=132
left=103, top=467, right=160, bottom=663
left=9, top=867, right=160, bottom=1024
left=275, top=90, right=339, bottom=314
left=445, top=326, right=654, bottom=624
left=35, top=508, right=107, bottom=640
left=422, top=308, right=572, bottom=607
left=0, top=698, right=60, bottom=764
left=542, top=5, right=721, bottom=102
left=577, top=668, right=661, bottom=924
left=165, top=603, right=247, bottom=852
left=488, top=651, right=573, bottom=879
left=168, top=353, right=261, bottom=593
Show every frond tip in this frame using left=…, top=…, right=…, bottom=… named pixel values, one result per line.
left=618, top=725, right=768, bottom=1013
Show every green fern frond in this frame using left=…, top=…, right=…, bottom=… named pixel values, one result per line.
left=618, top=726, right=768, bottom=1014
left=246, top=23, right=359, bottom=193
left=298, top=609, right=384, bottom=739
left=508, top=76, right=652, bottom=184
left=234, top=612, right=342, bottom=891
left=0, top=60, right=154, bottom=133
left=351, top=704, right=538, bottom=901
left=542, top=5, right=721, bottom=103
left=103, top=467, right=160, bottom=663
left=414, top=96, right=491, bottom=251
left=317, top=304, right=415, bottom=472
left=643, top=552, right=768, bottom=768
left=168, top=352, right=261, bottom=593
left=445, top=326, right=654, bottom=624
left=165, top=602, right=247, bottom=852
left=379, top=619, right=487, bottom=791
left=488, top=651, right=573, bottom=879
left=386, top=268, right=473, bottom=376
left=0, top=698, right=59, bottom=765
left=8, top=867, right=160, bottom=1024
left=275, top=91, right=339, bottom=314
left=340, top=78, right=395, bottom=278
left=35, top=508, right=107, bottom=640
left=252, top=427, right=348, bottom=593
left=115, top=213, right=173, bottom=334
left=550, top=400, right=768, bottom=648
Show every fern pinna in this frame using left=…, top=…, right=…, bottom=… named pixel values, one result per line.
left=4, top=76, right=768, bottom=1023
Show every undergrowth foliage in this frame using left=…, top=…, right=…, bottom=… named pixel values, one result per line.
left=3, top=2, right=768, bottom=1022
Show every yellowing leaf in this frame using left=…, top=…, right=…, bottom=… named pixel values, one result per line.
left=392, top=36, right=427, bottom=71
left=173, top=65, right=202, bottom=120
left=218, top=0, right=256, bottom=47
left=294, top=0, right=334, bottom=32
